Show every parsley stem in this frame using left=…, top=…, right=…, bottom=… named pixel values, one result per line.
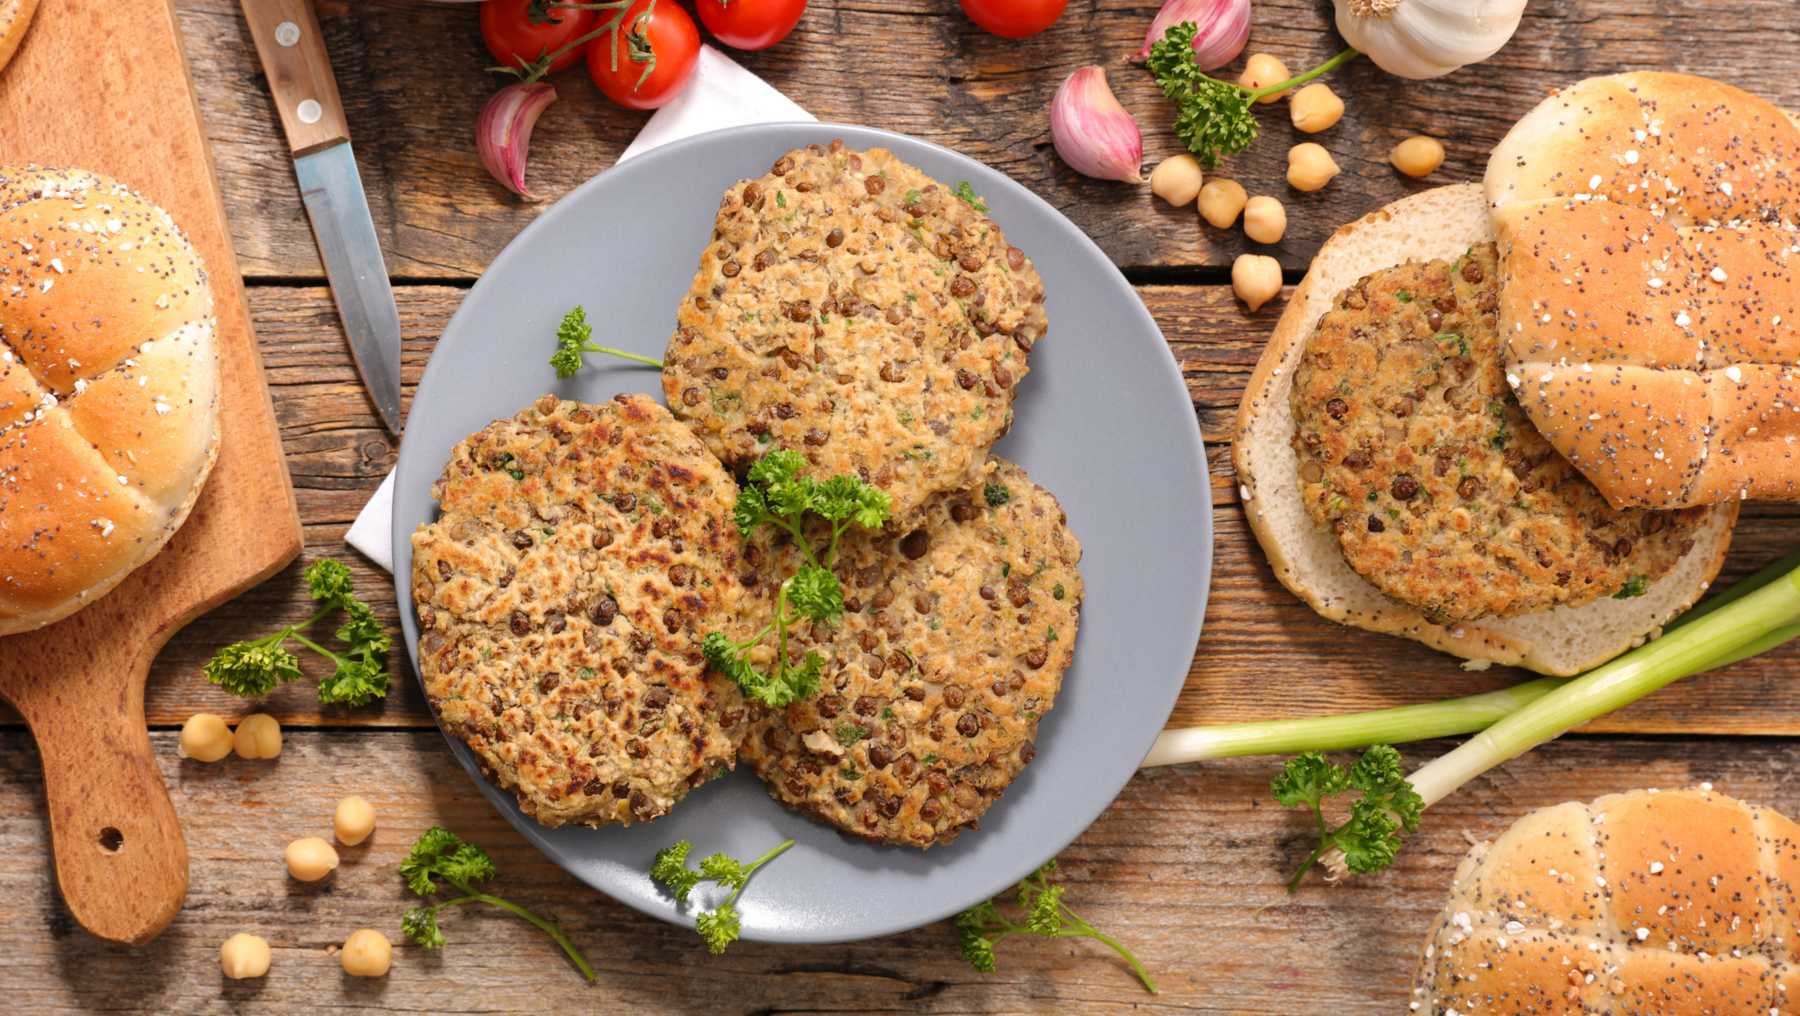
left=1072, top=924, right=1159, bottom=994
left=721, top=838, right=795, bottom=909
left=289, top=632, right=345, bottom=666
left=449, top=885, right=597, bottom=983
left=1245, top=47, right=1361, bottom=101
left=582, top=343, right=662, bottom=368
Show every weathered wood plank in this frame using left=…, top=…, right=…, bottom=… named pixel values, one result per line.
left=178, top=0, right=1800, bottom=278
left=21, top=283, right=1773, bottom=733
left=4, top=730, right=1796, bottom=1013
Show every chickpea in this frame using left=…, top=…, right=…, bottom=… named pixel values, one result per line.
left=1286, top=143, right=1341, bottom=192
left=1289, top=83, right=1344, bottom=133
left=233, top=713, right=282, bottom=760
left=285, top=836, right=339, bottom=882
left=340, top=928, right=392, bottom=977
left=1391, top=135, right=1446, bottom=178
left=1197, top=178, right=1248, bottom=229
left=179, top=713, right=233, bottom=763
left=1149, top=154, right=1204, bottom=208
left=1243, top=196, right=1288, bottom=244
left=334, top=795, right=376, bottom=846
left=1238, top=53, right=1292, bottom=105
left=219, top=932, right=271, bottom=979
left=1232, top=254, right=1283, bottom=313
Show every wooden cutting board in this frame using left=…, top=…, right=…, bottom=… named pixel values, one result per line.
left=0, top=0, right=301, bottom=944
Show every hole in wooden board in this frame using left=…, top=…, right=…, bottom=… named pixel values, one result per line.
left=98, top=827, right=124, bottom=853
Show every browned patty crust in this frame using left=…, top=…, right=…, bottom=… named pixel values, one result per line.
left=662, top=140, right=1048, bottom=525
left=1289, top=244, right=1710, bottom=623
left=410, top=394, right=749, bottom=828
left=737, top=459, right=1081, bottom=848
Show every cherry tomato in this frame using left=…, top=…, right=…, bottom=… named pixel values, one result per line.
left=480, top=0, right=599, bottom=75
left=585, top=0, right=701, bottom=110
left=959, top=0, right=1066, bottom=38
left=695, top=0, right=807, bottom=51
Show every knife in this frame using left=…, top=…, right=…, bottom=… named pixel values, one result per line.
left=240, top=0, right=404, bottom=434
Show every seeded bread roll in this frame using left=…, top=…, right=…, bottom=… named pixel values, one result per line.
left=1233, top=184, right=1736, bottom=675
left=0, top=0, right=38, bottom=75
left=0, top=167, right=220, bottom=635
left=1486, top=72, right=1800, bottom=508
left=1413, top=788, right=1800, bottom=1014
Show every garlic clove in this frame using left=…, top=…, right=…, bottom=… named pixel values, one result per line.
left=477, top=81, right=558, bottom=202
left=1050, top=67, right=1145, bottom=184
left=1135, top=0, right=1251, bottom=69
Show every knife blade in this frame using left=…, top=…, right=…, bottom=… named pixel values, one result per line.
left=240, top=0, right=403, bottom=433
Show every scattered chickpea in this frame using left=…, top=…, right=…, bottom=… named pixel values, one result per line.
left=1391, top=135, right=1446, bottom=178
left=1149, top=154, right=1204, bottom=208
left=1289, top=83, right=1345, bottom=133
left=285, top=836, right=339, bottom=882
left=1232, top=254, right=1283, bottom=313
left=1286, top=143, right=1341, bottom=192
left=340, top=928, right=392, bottom=977
left=179, top=713, right=233, bottom=763
left=334, top=795, right=376, bottom=846
left=233, top=713, right=282, bottom=760
left=1197, top=178, right=1248, bottom=228
left=219, top=932, right=271, bottom=979
left=1243, top=196, right=1288, bottom=244
left=1238, top=53, right=1292, bottom=104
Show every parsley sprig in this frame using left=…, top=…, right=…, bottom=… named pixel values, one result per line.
left=400, top=827, right=597, bottom=982
left=1146, top=24, right=1362, bottom=167
left=549, top=305, right=662, bottom=378
left=702, top=450, right=891, bottom=708
left=1272, top=744, right=1423, bottom=892
left=955, top=861, right=1157, bottom=994
left=651, top=837, right=795, bottom=954
left=202, top=559, right=390, bottom=706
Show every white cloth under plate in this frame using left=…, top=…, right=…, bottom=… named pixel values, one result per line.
left=343, top=47, right=813, bottom=573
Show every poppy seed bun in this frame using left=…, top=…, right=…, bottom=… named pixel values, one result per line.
left=1486, top=72, right=1800, bottom=509
left=1413, top=788, right=1800, bottom=1014
left=0, top=167, right=220, bottom=635
left=0, top=0, right=38, bottom=75
left=1233, top=184, right=1736, bottom=675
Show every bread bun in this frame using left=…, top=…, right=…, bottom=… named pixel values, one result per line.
left=0, top=0, right=38, bottom=76
left=0, top=167, right=220, bottom=635
left=1232, top=185, right=1735, bottom=675
left=1414, top=787, right=1800, bottom=1013
left=1486, top=72, right=1800, bottom=509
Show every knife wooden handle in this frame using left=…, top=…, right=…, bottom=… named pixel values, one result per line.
left=239, top=0, right=350, bottom=155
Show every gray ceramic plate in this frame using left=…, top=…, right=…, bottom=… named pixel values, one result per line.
left=393, top=123, right=1211, bottom=943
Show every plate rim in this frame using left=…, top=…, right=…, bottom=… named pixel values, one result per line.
left=392, top=120, right=1213, bottom=943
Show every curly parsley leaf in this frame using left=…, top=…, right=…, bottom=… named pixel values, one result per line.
left=1275, top=745, right=1422, bottom=891
left=952, top=180, right=988, bottom=214
left=549, top=304, right=662, bottom=378
left=202, top=558, right=390, bottom=706
left=787, top=563, right=845, bottom=622
left=651, top=838, right=794, bottom=955
left=400, top=827, right=595, bottom=981
left=955, top=861, right=1157, bottom=993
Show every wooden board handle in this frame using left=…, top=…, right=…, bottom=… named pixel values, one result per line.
left=239, top=0, right=350, bottom=155
left=6, top=638, right=188, bottom=946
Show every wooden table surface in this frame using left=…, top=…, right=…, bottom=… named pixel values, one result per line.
left=6, top=1, right=1800, bottom=1012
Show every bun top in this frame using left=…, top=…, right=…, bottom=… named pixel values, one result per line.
left=1485, top=72, right=1800, bottom=508
left=1413, top=787, right=1800, bottom=1014
left=0, top=166, right=220, bottom=634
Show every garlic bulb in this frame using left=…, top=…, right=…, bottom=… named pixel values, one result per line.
left=1049, top=67, right=1145, bottom=183
left=1333, top=0, right=1526, bottom=80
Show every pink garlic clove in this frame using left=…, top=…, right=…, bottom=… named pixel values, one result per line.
left=1135, top=0, right=1251, bottom=69
left=1049, top=66, right=1145, bottom=184
left=477, top=81, right=558, bottom=202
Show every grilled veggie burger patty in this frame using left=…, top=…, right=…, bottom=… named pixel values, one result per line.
left=662, top=141, right=1048, bottom=526
left=738, top=459, right=1081, bottom=848
left=1290, top=243, right=1710, bottom=623
left=411, top=394, right=750, bottom=828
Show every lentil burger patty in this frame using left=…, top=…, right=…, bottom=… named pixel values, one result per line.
left=663, top=141, right=1048, bottom=525
left=1290, top=243, right=1710, bottom=623
left=738, top=459, right=1081, bottom=848
left=411, top=394, right=749, bottom=828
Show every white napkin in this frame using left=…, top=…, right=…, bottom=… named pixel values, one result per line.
left=344, top=47, right=814, bottom=573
